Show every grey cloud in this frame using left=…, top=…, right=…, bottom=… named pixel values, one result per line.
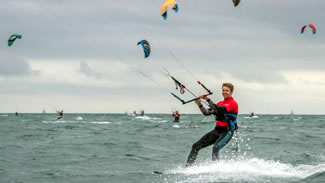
left=79, top=61, right=102, bottom=79
left=0, top=0, right=324, bottom=85
left=0, top=53, right=36, bottom=76
left=0, top=80, right=160, bottom=97
left=1, top=0, right=325, bottom=113
left=231, top=70, right=286, bottom=83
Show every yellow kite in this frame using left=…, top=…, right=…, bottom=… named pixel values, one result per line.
left=160, top=0, right=178, bottom=20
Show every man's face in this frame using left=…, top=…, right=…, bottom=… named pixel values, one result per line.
left=222, top=86, right=232, bottom=99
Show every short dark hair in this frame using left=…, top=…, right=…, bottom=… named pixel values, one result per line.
left=222, top=83, right=234, bottom=93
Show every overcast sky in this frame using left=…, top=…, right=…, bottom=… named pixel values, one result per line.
left=0, top=0, right=325, bottom=114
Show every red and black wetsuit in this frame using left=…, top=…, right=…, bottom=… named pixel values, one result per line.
left=57, top=111, right=64, bottom=119
left=186, top=97, right=238, bottom=166
left=173, top=112, right=180, bottom=121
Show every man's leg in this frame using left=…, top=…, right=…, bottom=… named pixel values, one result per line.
left=212, top=128, right=234, bottom=161
left=186, top=128, right=218, bottom=166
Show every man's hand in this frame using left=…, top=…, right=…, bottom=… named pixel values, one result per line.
left=199, top=94, right=209, bottom=100
left=195, top=98, right=201, bottom=106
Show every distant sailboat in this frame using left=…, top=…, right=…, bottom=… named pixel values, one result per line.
left=290, top=110, right=294, bottom=115
left=42, top=109, right=46, bottom=114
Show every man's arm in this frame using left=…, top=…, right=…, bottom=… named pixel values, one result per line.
left=206, top=98, right=227, bottom=116
left=195, top=96, right=212, bottom=116
left=198, top=104, right=212, bottom=116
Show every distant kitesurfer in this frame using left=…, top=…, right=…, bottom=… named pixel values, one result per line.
left=15, top=112, right=18, bottom=116
left=140, top=110, right=144, bottom=116
left=188, top=121, right=193, bottom=128
left=57, top=110, right=64, bottom=119
left=250, top=112, right=254, bottom=117
left=172, top=110, right=180, bottom=122
left=186, top=83, right=238, bottom=167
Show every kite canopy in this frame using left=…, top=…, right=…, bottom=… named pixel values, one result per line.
left=160, top=0, right=178, bottom=20
left=137, top=40, right=151, bottom=58
left=233, top=0, right=240, bottom=7
left=301, top=24, right=316, bottom=34
left=8, top=33, right=22, bottom=47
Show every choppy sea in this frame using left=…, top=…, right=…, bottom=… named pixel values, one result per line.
left=0, top=113, right=324, bottom=183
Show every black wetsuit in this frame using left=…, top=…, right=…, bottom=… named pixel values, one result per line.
left=186, top=98, right=237, bottom=166
left=57, top=111, right=63, bottom=119
left=186, top=126, right=233, bottom=166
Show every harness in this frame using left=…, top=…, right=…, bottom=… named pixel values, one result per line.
left=224, top=112, right=238, bottom=130
left=212, top=111, right=238, bottom=130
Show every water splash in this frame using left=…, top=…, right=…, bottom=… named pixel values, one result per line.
left=165, top=158, right=325, bottom=182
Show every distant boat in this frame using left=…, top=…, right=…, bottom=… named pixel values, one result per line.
left=290, top=110, right=294, bottom=115
left=42, top=109, right=46, bottom=114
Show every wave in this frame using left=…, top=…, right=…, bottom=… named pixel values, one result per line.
left=42, top=120, right=85, bottom=124
left=134, top=116, right=167, bottom=123
left=172, top=124, right=180, bottom=128
left=135, top=116, right=152, bottom=120
left=164, top=158, right=325, bottom=182
left=123, top=153, right=157, bottom=162
left=244, top=116, right=259, bottom=119
left=75, top=116, right=83, bottom=120
left=300, top=171, right=325, bottom=183
left=90, top=121, right=111, bottom=124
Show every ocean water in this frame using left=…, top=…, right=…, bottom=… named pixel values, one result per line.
left=0, top=113, right=324, bottom=183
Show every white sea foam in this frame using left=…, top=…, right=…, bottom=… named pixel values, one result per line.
left=135, top=116, right=151, bottom=120
left=172, top=124, right=180, bottom=128
left=42, top=120, right=80, bottom=124
left=75, top=116, right=83, bottom=120
left=166, top=158, right=325, bottom=182
left=90, top=121, right=111, bottom=124
left=158, top=120, right=168, bottom=123
left=244, top=116, right=259, bottom=119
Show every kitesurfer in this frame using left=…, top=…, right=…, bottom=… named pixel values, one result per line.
left=186, top=83, right=238, bottom=167
left=57, top=110, right=64, bottom=120
left=172, top=110, right=180, bottom=122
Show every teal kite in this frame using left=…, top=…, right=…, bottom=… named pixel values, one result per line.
left=8, top=33, right=22, bottom=47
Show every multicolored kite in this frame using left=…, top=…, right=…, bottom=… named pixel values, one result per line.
left=160, top=0, right=178, bottom=20
left=301, top=24, right=316, bottom=34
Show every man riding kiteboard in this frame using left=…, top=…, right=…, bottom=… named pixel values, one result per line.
left=186, top=83, right=238, bottom=166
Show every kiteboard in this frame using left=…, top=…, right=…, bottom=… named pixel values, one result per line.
left=153, top=171, right=164, bottom=174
